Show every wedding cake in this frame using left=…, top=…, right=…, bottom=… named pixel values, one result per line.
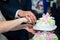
left=33, top=13, right=57, bottom=31
left=32, top=13, right=58, bottom=40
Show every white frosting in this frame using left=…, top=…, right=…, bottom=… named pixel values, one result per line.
left=33, top=13, right=57, bottom=31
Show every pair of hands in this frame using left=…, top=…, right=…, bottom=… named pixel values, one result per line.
left=18, top=10, right=36, bottom=24
left=18, top=10, right=37, bottom=33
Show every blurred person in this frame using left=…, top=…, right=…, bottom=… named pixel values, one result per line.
left=50, top=0, right=60, bottom=40
left=31, top=0, right=48, bottom=19
left=0, top=0, right=36, bottom=40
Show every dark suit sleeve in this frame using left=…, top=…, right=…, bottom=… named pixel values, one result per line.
left=0, top=0, right=32, bottom=19
left=0, top=3, right=19, bottom=19
left=25, top=0, right=32, bottom=10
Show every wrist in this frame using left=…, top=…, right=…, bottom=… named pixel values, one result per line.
left=18, top=10, right=24, bottom=17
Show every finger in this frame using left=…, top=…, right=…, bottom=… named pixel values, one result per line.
left=26, top=11, right=36, bottom=24
left=25, top=27, right=35, bottom=34
left=25, top=16, right=32, bottom=23
left=28, top=13, right=36, bottom=24
left=24, top=24, right=35, bottom=34
left=30, top=15, right=36, bottom=24
left=26, top=24, right=33, bottom=28
left=29, top=28, right=35, bottom=34
left=31, top=14, right=36, bottom=23
left=29, top=11, right=37, bottom=22
left=27, top=15, right=33, bottom=24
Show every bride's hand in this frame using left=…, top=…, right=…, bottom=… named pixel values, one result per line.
left=24, top=24, right=35, bottom=34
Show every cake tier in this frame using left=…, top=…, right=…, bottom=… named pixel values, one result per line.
left=33, top=23, right=57, bottom=31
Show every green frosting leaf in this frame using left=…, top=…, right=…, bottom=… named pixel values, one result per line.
left=39, top=37, right=44, bottom=40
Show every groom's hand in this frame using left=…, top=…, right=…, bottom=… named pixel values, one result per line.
left=18, top=10, right=37, bottom=24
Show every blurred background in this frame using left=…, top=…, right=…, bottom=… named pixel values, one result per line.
left=0, top=0, right=60, bottom=40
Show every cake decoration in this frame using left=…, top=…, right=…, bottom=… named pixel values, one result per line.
left=32, top=32, right=58, bottom=40
left=33, top=13, right=57, bottom=31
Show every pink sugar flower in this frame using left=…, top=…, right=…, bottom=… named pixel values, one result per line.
left=35, top=32, right=41, bottom=37
left=42, top=12, right=50, bottom=23
left=46, top=37, right=52, bottom=40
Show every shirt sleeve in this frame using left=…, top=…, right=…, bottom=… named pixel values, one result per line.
left=15, top=10, right=20, bottom=18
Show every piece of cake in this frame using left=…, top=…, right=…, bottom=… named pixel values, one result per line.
left=33, top=13, right=57, bottom=31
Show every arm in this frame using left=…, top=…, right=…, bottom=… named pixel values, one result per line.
left=0, top=18, right=27, bottom=33
left=0, top=0, right=31, bottom=19
left=10, top=24, right=33, bottom=31
left=11, top=24, right=35, bottom=34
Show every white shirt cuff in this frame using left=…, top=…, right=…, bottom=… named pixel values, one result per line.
left=15, top=10, right=20, bottom=18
